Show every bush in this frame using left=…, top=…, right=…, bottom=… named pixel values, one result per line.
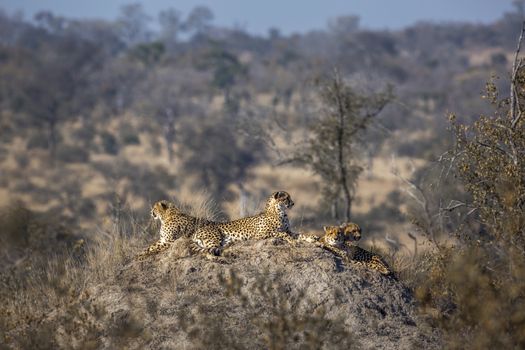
left=118, top=123, right=140, bottom=146
left=404, top=61, right=525, bottom=349
left=26, top=132, right=50, bottom=150
left=100, top=131, right=119, bottom=155
left=55, top=144, right=90, bottom=163
left=0, top=202, right=33, bottom=249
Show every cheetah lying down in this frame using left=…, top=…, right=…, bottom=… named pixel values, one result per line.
left=191, top=191, right=317, bottom=257
left=138, top=192, right=317, bottom=260
left=319, top=223, right=393, bottom=276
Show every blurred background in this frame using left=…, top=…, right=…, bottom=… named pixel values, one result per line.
left=0, top=0, right=520, bottom=251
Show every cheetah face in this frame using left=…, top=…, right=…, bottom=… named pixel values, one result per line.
left=273, top=191, right=294, bottom=209
left=323, top=225, right=344, bottom=245
left=151, top=200, right=170, bottom=220
left=340, top=222, right=361, bottom=242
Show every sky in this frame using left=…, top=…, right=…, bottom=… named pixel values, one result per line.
left=0, top=0, right=516, bottom=35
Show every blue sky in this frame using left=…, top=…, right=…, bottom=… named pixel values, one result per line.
left=0, top=0, right=516, bottom=35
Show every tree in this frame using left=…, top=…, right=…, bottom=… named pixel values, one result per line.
left=290, top=70, right=392, bottom=221
left=179, top=115, right=259, bottom=201
left=328, top=15, right=360, bottom=38
left=448, top=54, right=525, bottom=245
left=0, top=32, right=101, bottom=162
left=182, top=6, right=214, bottom=37
left=158, top=8, right=181, bottom=49
left=136, top=68, right=182, bottom=163
left=200, top=46, right=247, bottom=113
left=117, top=3, right=151, bottom=46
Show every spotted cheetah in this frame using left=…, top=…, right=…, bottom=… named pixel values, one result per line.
left=191, top=191, right=315, bottom=257
left=320, top=224, right=393, bottom=276
left=136, top=200, right=213, bottom=260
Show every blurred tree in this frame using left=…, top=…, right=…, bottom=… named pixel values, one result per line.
left=182, top=6, right=214, bottom=37
left=290, top=70, right=392, bottom=221
left=0, top=34, right=101, bottom=162
left=128, top=41, right=165, bottom=65
left=117, top=3, right=151, bottom=46
left=158, top=8, right=181, bottom=50
left=135, top=68, right=185, bottom=163
left=180, top=115, right=260, bottom=201
left=198, top=46, right=247, bottom=113
left=34, top=11, right=66, bottom=34
left=328, top=15, right=360, bottom=37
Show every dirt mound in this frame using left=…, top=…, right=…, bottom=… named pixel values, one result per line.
left=82, top=238, right=439, bottom=349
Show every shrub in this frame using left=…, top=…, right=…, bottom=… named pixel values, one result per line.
left=55, top=144, right=90, bottom=163
left=406, top=56, right=525, bottom=349
left=0, top=201, right=33, bottom=249
left=100, top=131, right=119, bottom=155
left=26, top=132, right=50, bottom=150
left=118, top=123, right=140, bottom=145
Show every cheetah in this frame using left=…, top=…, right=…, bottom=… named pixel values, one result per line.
left=191, top=191, right=315, bottom=257
left=319, top=223, right=393, bottom=276
left=136, top=200, right=213, bottom=260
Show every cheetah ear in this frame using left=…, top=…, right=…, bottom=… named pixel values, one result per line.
left=273, top=191, right=282, bottom=199
left=160, top=201, right=168, bottom=210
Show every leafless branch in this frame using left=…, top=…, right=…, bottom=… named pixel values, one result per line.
left=443, top=200, right=467, bottom=211
left=511, top=21, right=525, bottom=129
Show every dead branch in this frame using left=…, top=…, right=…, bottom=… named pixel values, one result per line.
left=511, top=21, right=525, bottom=129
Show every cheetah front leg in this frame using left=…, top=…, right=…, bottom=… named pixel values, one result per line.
left=136, top=240, right=172, bottom=261
left=269, top=231, right=298, bottom=245
left=290, top=231, right=319, bottom=243
left=317, top=243, right=351, bottom=264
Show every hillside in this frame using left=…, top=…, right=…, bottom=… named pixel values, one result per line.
left=8, top=238, right=439, bottom=349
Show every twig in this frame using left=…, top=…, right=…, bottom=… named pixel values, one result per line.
left=510, top=21, right=525, bottom=129
left=443, top=200, right=467, bottom=211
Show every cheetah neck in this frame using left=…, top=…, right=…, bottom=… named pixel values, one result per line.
left=264, top=203, right=286, bottom=218
left=264, top=203, right=290, bottom=232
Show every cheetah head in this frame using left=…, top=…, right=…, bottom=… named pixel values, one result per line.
left=340, top=222, right=361, bottom=242
left=322, top=225, right=344, bottom=245
left=151, top=200, right=172, bottom=220
left=270, top=191, right=294, bottom=210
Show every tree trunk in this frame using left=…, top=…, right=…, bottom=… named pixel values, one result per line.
left=164, top=109, right=176, bottom=164
left=164, top=130, right=175, bottom=164
left=331, top=200, right=339, bottom=221
left=341, top=182, right=352, bottom=222
left=47, top=119, right=57, bottom=165
left=334, top=73, right=352, bottom=222
left=239, top=183, right=247, bottom=217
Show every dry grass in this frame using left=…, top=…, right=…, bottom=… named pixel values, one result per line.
left=0, top=201, right=151, bottom=349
